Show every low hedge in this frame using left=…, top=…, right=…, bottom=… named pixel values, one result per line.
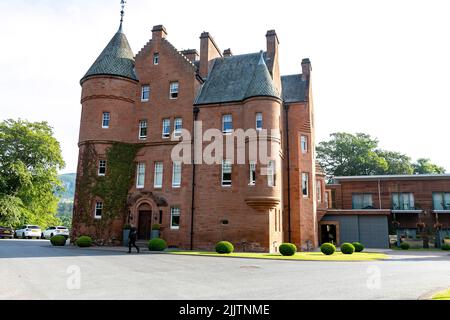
left=76, top=236, right=93, bottom=248
left=148, top=238, right=167, bottom=251
left=400, top=242, right=410, bottom=250
left=279, top=243, right=297, bottom=256
left=215, top=241, right=234, bottom=254
left=320, top=243, right=336, bottom=255
left=341, top=243, right=355, bottom=255
left=50, top=235, right=67, bottom=247
left=352, top=242, right=365, bottom=252
left=441, top=244, right=450, bottom=251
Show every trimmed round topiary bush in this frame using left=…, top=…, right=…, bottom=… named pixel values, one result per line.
left=148, top=238, right=168, bottom=251
left=341, top=243, right=355, bottom=255
left=50, top=235, right=67, bottom=247
left=320, top=243, right=336, bottom=256
left=76, top=236, right=93, bottom=248
left=215, top=241, right=234, bottom=254
left=352, top=242, right=365, bottom=253
left=279, top=243, right=297, bottom=256
left=441, top=244, right=450, bottom=251
left=400, top=242, right=410, bottom=250
left=152, top=224, right=161, bottom=231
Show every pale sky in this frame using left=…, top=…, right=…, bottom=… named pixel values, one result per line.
left=1, top=0, right=449, bottom=174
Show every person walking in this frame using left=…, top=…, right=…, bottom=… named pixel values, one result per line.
left=128, top=226, right=140, bottom=254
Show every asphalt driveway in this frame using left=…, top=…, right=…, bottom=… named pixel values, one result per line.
left=0, top=239, right=449, bottom=300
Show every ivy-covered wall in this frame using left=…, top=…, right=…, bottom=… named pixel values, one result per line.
left=73, top=142, right=140, bottom=245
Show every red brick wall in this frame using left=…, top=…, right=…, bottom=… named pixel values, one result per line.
left=283, top=96, right=319, bottom=250
left=327, top=179, right=450, bottom=230
left=193, top=97, right=284, bottom=252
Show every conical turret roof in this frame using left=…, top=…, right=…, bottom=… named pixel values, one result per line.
left=81, top=28, right=138, bottom=84
left=244, top=51, right=280, bottom=100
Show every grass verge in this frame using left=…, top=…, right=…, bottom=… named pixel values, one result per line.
left=168, top=251, right=388, bottom=261
left=432, top=289, right=450, bottom=300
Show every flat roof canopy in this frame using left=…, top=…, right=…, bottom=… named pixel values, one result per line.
left=333, top=174, right=450, bottom=183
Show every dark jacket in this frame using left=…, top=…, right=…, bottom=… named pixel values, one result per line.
left=129, top=228, right=138, bottom=241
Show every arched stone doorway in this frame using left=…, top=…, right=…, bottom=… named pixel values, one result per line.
left=137, top=202, right=153, bottom=240
left=128, top=191, right=168, bottom=240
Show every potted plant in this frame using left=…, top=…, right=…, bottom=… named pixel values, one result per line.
left=150, top=224, right=161, bottom=239
left=123, top=224, right=131, bottom=247
left=416, top=222, right=426, bottom=234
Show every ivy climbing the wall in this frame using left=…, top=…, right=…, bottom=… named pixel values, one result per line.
left=74, top=142, right=140, bottom=245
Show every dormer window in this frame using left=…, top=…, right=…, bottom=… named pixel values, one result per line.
left=153, top=53, right=159, bottom=65
left=170, top=82, right=179, bottom=99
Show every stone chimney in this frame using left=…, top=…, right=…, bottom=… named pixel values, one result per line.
left=266, top=30, right=279, bottom=73
left=199, top=32, right=222, bottom=79
left=152, top=25, right=168, bottom=41
left=265, top=29, right=282, bottom=93
left=181, top=49, right=199, bottom=62
left=223, top=49, right=233, bottom=57
left=302, top=58, right=312, bottom=81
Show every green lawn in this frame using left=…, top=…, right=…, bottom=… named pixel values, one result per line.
left=168, top=251, right=388, bottom=262
left=432, top=289, right=450, bottom=300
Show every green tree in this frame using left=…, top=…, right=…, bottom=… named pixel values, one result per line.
left=316, top=133, right=389, bottom=178
left=0, top=119, right=65, bottom=227
left=375, top=150, right=414, bottom=175
left=57, top=201, right=73, bottom=227
left=412, top=158, right=446, bottom=174
left=317, top=132, right=419, bottom=180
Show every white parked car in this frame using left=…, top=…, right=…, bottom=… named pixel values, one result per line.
left=41, top=226, right=70, bottom=239
left=14, top=225, right=42, bottom=239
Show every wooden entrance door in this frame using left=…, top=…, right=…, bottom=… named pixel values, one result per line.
left=320, top=223, right=339, bottom=246
left=138, top=210, right=152, bottom=240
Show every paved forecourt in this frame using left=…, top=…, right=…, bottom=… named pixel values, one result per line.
left=0, top=240, right=449, bottom=300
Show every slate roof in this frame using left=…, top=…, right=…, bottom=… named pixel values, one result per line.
left=81, top=28, right=138, bottom=84
left=281, top=74, right=308, bottom=103
left=195, top=52, right=281, bottom=105
left=245, top=54, right=281, bottom=99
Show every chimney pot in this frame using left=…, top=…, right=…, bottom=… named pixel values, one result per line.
left=181, top=49, right=199, bottom=62
left=266, top=30, right=280, bottom=44
left=152, top=25, right=168, bottom=40
left=223, top=49, right=233, bottom=57
left=302, top=58, right=312, bottom=81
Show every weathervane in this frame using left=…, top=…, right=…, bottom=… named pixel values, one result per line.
left=119, top=0, right=126, bottom=31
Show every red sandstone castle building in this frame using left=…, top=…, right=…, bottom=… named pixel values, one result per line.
left=72, top=16, right=325, bottom=253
